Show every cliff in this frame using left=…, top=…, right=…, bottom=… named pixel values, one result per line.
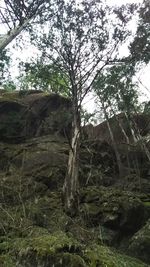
left=0, top=91, right=150, bottom=267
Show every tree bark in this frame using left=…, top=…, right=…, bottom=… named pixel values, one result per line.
left=124, top=112, right=137, bottom=143
left=127, top=112, right=150, bottom=162
left=0, top=18, right=31, bottom=51
left=109, top=107, right=131, bottom=174
left=63, top=100, right=81, bottom=215
left=102, top=102, right=123, bottom=177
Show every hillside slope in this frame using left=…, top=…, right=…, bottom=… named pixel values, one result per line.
left=0, top=91, right=150, bottom=267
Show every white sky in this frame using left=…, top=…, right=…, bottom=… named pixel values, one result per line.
left=106, top=0, right=142, bottom=5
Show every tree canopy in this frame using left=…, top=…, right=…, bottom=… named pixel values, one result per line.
left=0, top=0, right=50, bottom=51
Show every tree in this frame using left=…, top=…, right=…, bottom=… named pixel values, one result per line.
left=94, top=63, right=139, bottom=131
left=0, top=49, right=10, bottom=84
left=130, top=0, right=150, bottom=64
left=93, top=63, right=139, bottom=176
left=94, top=59, right=150, bottom=177
left=0, top=0, right=49, bottom=51
left=0, top=48, right=16, bottom=90
left=30, top=0, right=136, bottom=213
left=18, top=60, right=70, bottom=95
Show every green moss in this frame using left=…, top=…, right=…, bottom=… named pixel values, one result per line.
left=143, top=202, right=150, bottom=207
left=58, top=253, right=87, bottom=267
left=0, top=231, right=80, bottom=256
left=128, top=219, right=150, bottom=264
left=85, top=245, right=148, bottom=267
left=0, top=232, right=85, bottom=267
left=0, top=254, right=15, bottom=267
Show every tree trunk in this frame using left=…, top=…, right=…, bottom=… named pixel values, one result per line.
left=63, top=105, right=80, bottom=215
left=124, top=112, right=137, bottom=143
left=102, top=103, right=123, bottom=177
left=128, top=112, right=150, bottom=162
left=0, top=18, right=31, bottom=51
left=109, top=107, right=131, bottom=174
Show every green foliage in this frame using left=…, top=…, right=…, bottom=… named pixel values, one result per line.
left=0, top=49, right=16, bottom=91
left=85, top=245, right=148, bottom=267
left=94, top=62, right=139, bottom=117
left=29, top=0, right=134, bottom=102
left=0, top=50, right=10, bottom=85
left=81, top=109, right=97, bottom=126
left=18, top=61, right=70, bottom=96
left=130, top=0, right=150, bottom=64
left=2, top=81, right=16, bottom=91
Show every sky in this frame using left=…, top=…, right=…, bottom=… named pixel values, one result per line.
left=106, top=0, right=142, bottom=5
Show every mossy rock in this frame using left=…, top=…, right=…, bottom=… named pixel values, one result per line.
left=80, top=187, right=145, bottom=233
left=80, top=140, right=117, bottom=181
left=0, top=190, right=66, bottom=237
left=116, top=174, right=150, bottom=194
left=0, top=232, right=85, bottom=267
left=17, top=252, right=86, bottom=267
left=128, top=219, right=150, bottom=264
left=85, top=245, right=148, bottom=267
left=24, top=194, right=69, bottom=230
left=0, top=92, right=71, bottom=142
left=0, top=254, right=15, bottom=267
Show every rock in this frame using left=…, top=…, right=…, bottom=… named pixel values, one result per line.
left=83, top=113, right=150, bottom=144
left=0, top=100, right=31, bottom=142
left=80, top=187, right=145, bottom=233
left=0, top=91, right=71, bottom=142
left=80, top=140, right=117, bottom=186
left=116, top=174, right=150, bottom=194
left=85, top=244, right=148, bottom=267
left=0, top=233, right=148, bottom=267
left=0, top=232, right=85, bottom=267
left=128, top=219, right=150, bottom=264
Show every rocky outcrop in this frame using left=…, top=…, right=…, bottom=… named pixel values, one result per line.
left=80, top=186, right=146, bottom=233
left=84, top=113, right=150, bottom=144
left=0, top=90, right=71, bottom=142
left=128, top=219, right=150, bottom=264
left=0, top=91, right=150, bottom=266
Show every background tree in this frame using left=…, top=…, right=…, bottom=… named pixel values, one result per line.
left=0, top=49, right=10, bottom=83
left=94, top=63, right=139, bottom=138
left=130, top=0, right=150, bottom=64
left=29, top=0, right=137, bottom=213
left=94, top=60, right=150, bottom=176
left=18, top=60, right=70, bottom=95
left=0, top=48, right=16, bottom=90
left=93, top=63, right=139, bottom=176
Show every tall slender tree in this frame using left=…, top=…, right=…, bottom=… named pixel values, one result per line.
left=31, top=0, right=136, bottom=213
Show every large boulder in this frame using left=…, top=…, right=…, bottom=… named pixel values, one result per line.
left=116, top=174, right=150, bottom=194
left=83, top=113, right=150, bottom=144
left=80, top=187, right=145, bottom=233
left=0, top=233, right=148, bottom=267
left=0, top=135, right=68, bottom=208
left=128, top=219, right=150, bottom=264
left=80, top=140, right=117, bottom=186
left=0, top=91, right=71, bottom=142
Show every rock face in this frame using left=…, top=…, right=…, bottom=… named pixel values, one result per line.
left=80, top=187, right=145, bottom=233
left=0, top=91, right=71, bottom=142
left=84, top=113, right=150, bottom=144
left=0, top=90, right=150, bottom=267
left=128, top=219, right=150, bottom=264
